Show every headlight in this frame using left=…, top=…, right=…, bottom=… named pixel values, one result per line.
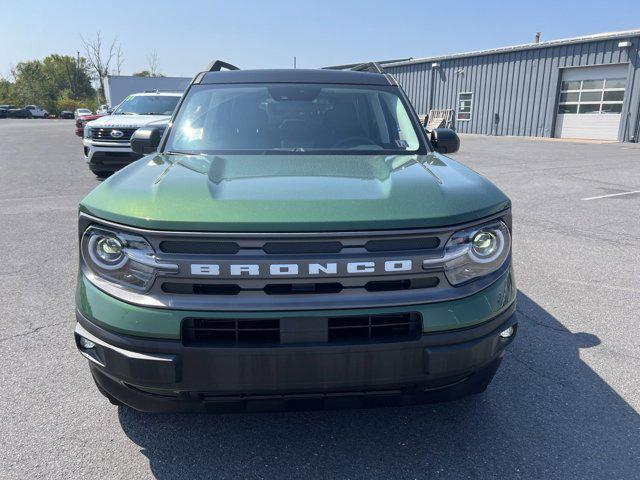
left=83, top=125, right=91, bottom=139
left=426, top=220, right=511, bottom=286
left=81, top=226, right=177, bottom=291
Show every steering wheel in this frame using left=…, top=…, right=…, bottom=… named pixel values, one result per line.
left=333, top=136, right=378, bottom=148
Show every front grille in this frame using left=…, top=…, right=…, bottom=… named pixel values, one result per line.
left=160, top=241, right=240, bottom=254
left=158, top=237, right=440, bottom=255
left=81, top=210, right=512, bottom=311
left=161, top=276, right=439, bottom=296
left=328, top=313, right=421, bottom=343
left=182, top=313, right=422, bottom=347
left=184, top=318, right=280, bottom=346
left=141, top=228, right=455, bottom=311
left=90, top=127, right=137, bottom=141
left=365, top=237, right=440, bottom=251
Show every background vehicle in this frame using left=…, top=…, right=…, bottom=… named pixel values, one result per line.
left=25, top=105, right=48, bottom=118
left=6, top=105, right=32, bottom=118
left=0, top=106, right=7, bottom=118
left=59, top=111, right=74, bottom=119
left=96, top=104, right=111, bottom=115
left=75, top=63, right=517, bottom=412
left=105, top=75, right=190, bottom=106
left=74, top=108, right=92, bottom=118
left=75, top=114, right=105, bottom=136
left=82, top=90, right=180, bottom=177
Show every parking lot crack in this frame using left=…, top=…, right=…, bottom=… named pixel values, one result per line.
left=510, top=353, right=576, bottom=390
left=517, top=307, right=570, bottom=334
left=0, top=321, right=67, bottom=343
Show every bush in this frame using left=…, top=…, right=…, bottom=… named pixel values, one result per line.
left=55, top=90, right=97, bottom=114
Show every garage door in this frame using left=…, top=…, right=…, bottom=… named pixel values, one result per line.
left=555, top=64, right=627, bottom=140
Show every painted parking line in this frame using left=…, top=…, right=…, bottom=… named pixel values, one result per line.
left=582, top=190, right=640, bottom=201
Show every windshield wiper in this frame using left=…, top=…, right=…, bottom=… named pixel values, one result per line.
left=166, top=150, right=203, bottom=156
left=115, top=111, right=137, bottom=115
left=271, top=147, right=306, bottom=152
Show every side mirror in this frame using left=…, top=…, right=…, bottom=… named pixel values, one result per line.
left=131, top=127, right=161, bottom=155
left=430, top=128, right=460, bottom=154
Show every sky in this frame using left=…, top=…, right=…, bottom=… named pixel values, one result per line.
left=1, top=0, right=639, bottom=78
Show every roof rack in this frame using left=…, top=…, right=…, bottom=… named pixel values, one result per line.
left=206, top=60, right=240, bottom=72
left=350, top=62, right=385, bottom=74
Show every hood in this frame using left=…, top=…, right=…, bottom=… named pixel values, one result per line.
left=85, top=114, right=171, bottom=129
left=80, top=153, right=510, bottom=232
left=78, top=114, right=103, bottom=121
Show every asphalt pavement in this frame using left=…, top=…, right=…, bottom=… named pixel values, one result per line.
left=0, top=119, right=638, bottom=479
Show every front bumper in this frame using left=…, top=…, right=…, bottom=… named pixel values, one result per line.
left=75, top=302, right=517, bottom=412
left=83, top=139, right=143, bottom=172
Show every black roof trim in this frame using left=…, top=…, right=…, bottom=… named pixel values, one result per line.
left=350, top=62, right=385, bottom=74
left=196, top=69, right=395, bottom=86
left=323, top=58, right=413, bottom=70
left=206, top=60, right=240, bottom=72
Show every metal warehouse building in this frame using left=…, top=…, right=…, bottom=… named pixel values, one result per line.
left=345, top=30, right=640, bottom=142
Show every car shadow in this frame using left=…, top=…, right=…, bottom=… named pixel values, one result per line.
left=117, top=291, right=639, bottom=479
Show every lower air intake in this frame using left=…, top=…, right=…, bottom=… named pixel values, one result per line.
left=182, top=313, right=422, bottom=347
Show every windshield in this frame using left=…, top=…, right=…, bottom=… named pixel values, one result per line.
left=113, top=95, right=180, bottom=116
left=164, top=84, right=423, bottom=154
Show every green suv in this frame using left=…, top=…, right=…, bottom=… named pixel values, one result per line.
left=75, top=62, right=516, bottom=412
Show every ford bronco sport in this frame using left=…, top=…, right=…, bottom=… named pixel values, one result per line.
left=75, top=61, right=517, bottom=412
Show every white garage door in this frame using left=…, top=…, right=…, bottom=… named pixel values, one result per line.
left=555, top=64, right=627, bottom=140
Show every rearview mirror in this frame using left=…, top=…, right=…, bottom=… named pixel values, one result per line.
left=430, top=128, right=460, bottom=154
left=131, top=127, right=162, bottom=155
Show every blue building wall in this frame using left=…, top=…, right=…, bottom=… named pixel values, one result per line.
left=385, top=35, right=640, bottom=141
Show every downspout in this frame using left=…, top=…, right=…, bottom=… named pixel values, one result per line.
left=428, top=63, right=437, bottom=114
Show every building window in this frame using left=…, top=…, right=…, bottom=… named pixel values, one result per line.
left=457, top=92, right=473, bottom=121
left=558, top=77, right=625, bottom=115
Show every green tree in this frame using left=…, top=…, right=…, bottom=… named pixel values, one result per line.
left=132, top=70, right=165, bottom=78
left=9, top=54, right=96, bottom=114
left=0, top=77, right=16, bottom=104
left=56, top=89, right=98, bottom=113
left=42, top=54, right=95, bottom=99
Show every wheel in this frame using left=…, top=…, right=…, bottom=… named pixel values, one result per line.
left=26, top=112, right=33, bottom=119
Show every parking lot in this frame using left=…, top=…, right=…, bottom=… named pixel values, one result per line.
left=1, top=119, right=639, bottom=479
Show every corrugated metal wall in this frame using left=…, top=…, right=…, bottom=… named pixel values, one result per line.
left=386, top=37, right=640, bottom=141
left=104, top=76, right=191, bottom=106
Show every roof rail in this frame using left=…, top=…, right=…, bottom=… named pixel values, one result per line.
left=350, top=62, right=385, bottom=74
left=206, top=60, right=240, bottom=72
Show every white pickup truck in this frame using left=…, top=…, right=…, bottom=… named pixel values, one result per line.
left=83, top=91, right=181, bottom=177
left=25, top=105, right=48, bottom=118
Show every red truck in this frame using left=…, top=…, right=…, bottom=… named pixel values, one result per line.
left=75, top=114, right=105, bottom=137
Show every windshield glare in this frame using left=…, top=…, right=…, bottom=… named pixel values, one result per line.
left=165, top=84, right=422, bottom=154
left=114, top=95, right=180, bottom=115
